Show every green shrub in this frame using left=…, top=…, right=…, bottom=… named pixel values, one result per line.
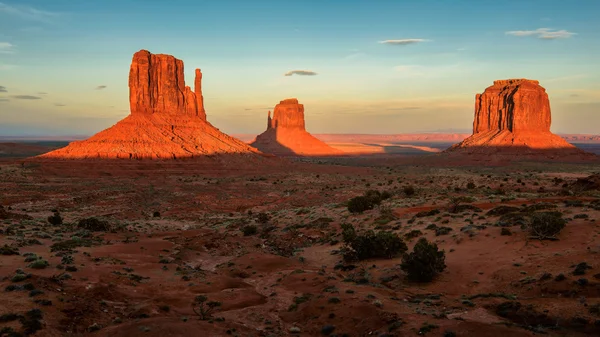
left=401, top=238, right=446, bottom=282
left=341, top=224, right=407, bottom=261
left=241, top=225, right=257, bottom=236
left=28, top=259, right=49, bottom=269
left=347, top=196, right=374, bottom=214
left=47, top=211, right=63, bottom=225
left=529, top=212, right=566, bottom=239
left=403, top=186, right=416, bottom=197
left=0, top=245, right=19, bottom=256
left=347, top=190, right=391, bottom=213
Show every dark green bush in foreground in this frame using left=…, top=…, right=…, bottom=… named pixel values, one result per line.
left=341, top=224, right=407, bottom=261
left=401, top=237, right=446, bottom=282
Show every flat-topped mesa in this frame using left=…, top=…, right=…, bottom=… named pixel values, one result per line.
left=269, top=98, right=306, bottom=130
left=445, top=78, right=600, bottom=160
left=473, top=78, right=550, bottom=135
left=129, top=50, right=206, bottom=120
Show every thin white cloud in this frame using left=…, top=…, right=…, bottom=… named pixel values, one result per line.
left=0, top=42, right=13, bottom=54
left=284, top=70, right=317, bottom=77
left=506, top=28, right=575, bottom=39
left=0, top=2, right=60, bottom=22
left=379, top=39, right=429, bottom=45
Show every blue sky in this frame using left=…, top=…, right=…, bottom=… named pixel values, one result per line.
left=0, top=0, right=599, bottom=136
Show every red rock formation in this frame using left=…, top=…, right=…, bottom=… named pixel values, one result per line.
left=40, top=50, right=260, bottom=159
left=250, top=98, right=343, bottom=156
left=128, top=50, right=206, bottom=119
left=268, top=99, right=306, bottom=130
left=447, top=79, right=595, bottom=158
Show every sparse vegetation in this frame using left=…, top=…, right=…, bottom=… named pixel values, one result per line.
left=192, top=295, right=221, bottom=320
left=78, top=217, right=111, bottom=231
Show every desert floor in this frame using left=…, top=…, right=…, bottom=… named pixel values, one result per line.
left=0, top=146, right=599, bottom=337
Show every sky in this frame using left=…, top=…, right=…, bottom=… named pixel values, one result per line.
left=0, top=0, right=599, bottom=137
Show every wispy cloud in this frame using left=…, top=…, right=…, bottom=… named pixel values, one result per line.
left=0, top=2, right=60, bottom=23
left=0, top=42, right=13, bottom=54
left=0, top=85, right=6, bottom=92
left=12, top=95, right=41, bottom=100
left=95, top=85, right=107, bottom=90
left=379, top=39, right=429, bottom=45
left=506, top=28, right=575, bottom=39
left=284, top=70, right=317, bottom=77
left=0, top=98, right=8, bottom=102
left=38, top=92, right=47, bottom=95
left=54, top=103, right=66, bottom=107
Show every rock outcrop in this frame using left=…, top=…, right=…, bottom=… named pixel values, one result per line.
left=40, top=50, right=259, bottom=159
left=250, top=98, right=343, bottom=156
left=446, top=79, right=595, bottom=159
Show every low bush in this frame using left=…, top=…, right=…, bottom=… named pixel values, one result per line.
left=241, top=225, right=257, bottom=236
left=401, top=238, right=446, bottom=282
left=47, top=211, right=63, bottom=225
left=347, top=190, right=392, bottom=214
left=341, top=224, right=407, bottom=261
left=529, top=212, right=566, bottom=239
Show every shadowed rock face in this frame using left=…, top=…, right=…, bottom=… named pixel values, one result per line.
left=129, top=50, right=206, bottom=119
left=447, top=79, right=595, bottom=158
left=251, top=98, right=342, bottom=156
left=39, top=50, right=259, bottom=159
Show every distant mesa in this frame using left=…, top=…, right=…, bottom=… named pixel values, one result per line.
left=446, top=79, right=596, bottom=159
left=40, top=50, right=260, bottom=160
left=250, top=98, right=343, bottom=156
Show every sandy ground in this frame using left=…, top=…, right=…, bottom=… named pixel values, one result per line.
left=0, top=154, right=599, bottom=336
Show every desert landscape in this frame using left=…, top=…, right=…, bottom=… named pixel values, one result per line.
left=1, top=2, right=600, bottom=337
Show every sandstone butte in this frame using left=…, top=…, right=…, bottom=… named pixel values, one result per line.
left=249, top=98, right=343, bottom=156
left=447, top=79, right=595, bottom=157
left=39, top=50, right=261, bottom=160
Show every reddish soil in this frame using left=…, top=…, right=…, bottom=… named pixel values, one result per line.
left=0, top=158, right=599, bottom=336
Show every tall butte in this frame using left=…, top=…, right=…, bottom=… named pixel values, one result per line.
left=40, top=50, right=259, bottom=159
left=446, top=79, right=594, bottom=158
left=250, top=98, right=343, bottom=156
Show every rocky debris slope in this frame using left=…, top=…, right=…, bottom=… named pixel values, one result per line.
left=39, top=50, right=259, bottom=160
left=250, top=99, right=343, bottom=156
